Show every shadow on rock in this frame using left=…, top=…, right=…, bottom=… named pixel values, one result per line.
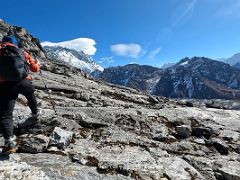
left=14, top=115, right=60, bottom=136
left=0, top=154, right=10, bottom=161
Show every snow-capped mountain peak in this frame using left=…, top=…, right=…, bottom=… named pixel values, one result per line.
left=41, top=38, right=96, bottom=56
left=43, top=46, right=103, bottom=74
left=224, top=52, right=240, bottom=66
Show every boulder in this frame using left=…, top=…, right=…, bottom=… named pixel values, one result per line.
left=18, top=134, right=50, bottom=153
left=153, top=133, right=177, bottom=143
left=192, top=127, right=213, bottom=138
left=215, top=160, right=240, bottom=180
left=211, top=138, right=229, bottom=155
left=50, top=127, right=73, bottom=149
left=175, top=125, right=192, bottom=138
left=219, top=130, right=240, bottom=142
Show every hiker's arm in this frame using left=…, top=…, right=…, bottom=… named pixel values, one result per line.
left=24, top=51, right=40, bottom=72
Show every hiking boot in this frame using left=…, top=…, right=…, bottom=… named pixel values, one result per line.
left=31, top=109, right=41, bottom=120
left=2, top=136, right=17, bottom=154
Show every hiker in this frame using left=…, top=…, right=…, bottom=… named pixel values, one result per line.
left=0, top=35, right=40, bottom=153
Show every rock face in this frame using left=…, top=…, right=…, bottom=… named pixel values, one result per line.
left=97, top=64, right=163, bottom=94
left=0, top=20, right=240, bottom=180
left=0, top=19, right=46, bottom=60
left=233, top=62, right=240, bottom=70
left=97, top=57, right=240, bottom=99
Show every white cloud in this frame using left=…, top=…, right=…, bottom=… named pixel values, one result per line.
left=98, top=56, right=114, bottom=63
left=110, top=43, right=142, bottom=58
left=148, top=47, right=162, bottom=59
left=41, top=38, right=97, bottom=55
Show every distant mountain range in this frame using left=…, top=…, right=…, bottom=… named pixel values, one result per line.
left=97, top=57, right=240, bottom=99
left=38, top=27, right=240, bottom=100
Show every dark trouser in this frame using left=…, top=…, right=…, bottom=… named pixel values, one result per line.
left=0, top=79, right=38, bottom=139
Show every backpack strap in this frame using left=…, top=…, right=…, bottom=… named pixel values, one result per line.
left=0, top=45, right=4, bottom=56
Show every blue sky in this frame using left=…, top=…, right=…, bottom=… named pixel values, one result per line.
left=1, top=0, right=240, bottom=68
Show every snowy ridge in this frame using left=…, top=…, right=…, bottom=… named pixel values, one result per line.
left=43, top=46, right=103, bottom=74
left=161, top=62, right=175, bottom=69
left=224, top=52, right=240, bottom=66
left=146, top=77, right=161, bottom=94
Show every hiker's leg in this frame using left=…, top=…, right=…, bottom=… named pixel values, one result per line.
left=0, top=82, right=18, bottom=139
left=0, top=99, right=17, bottom=154
left=18, top=79, right=38, bottom=115
left=25, top=92, right=38, bottom=115
left=0, top=99, right=16, bottom=139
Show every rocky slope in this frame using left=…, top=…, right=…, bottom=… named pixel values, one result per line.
left=0, top=60, right=240, bottom=180
left=0, top=19, right=46, bottom=61
left=98, top=57, right=240, bottom=99
left=233, top=62, right=240, bottom=70
left=98, top=64, right=163, bottom=93
left=0, top=20, right=240, bottom=180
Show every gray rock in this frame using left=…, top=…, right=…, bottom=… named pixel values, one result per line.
left=183, top=155, right=215, bottom=180
left=153, top=133, right=177, bottom=143
left=192, top=127, right=213, bottom=138
left=18, top=134, right=50, bottom=153
left=211, top=138, right=229, bottom=155
left=193, top=138, right=206, bottom=145
left=148, top=95, right=159, bottom=104
left=230, top=143, right=240, bottom=154
left=0, top=160, right=51, bottom=180
left=162, top=157, right=205, bottom=180
left=46, top=146, right=67, bottom=156
left=50, top=127, right=73, bottom=149
left=19, top=153, right=133, bottom=180
left=162, top=141, right=208, bottom=156
left=72, top=154, right=99, bottom=166
left=219, top=130, right=240, bottom=142
left=74, top=111, right=109, bottom=129
left=215, top=160, right=240, bottom=180
left=95, top=145, right=204, bottom=179
left=176, top=125, right=192, bottom=138
left=0, top=137, right=4, bottom=147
